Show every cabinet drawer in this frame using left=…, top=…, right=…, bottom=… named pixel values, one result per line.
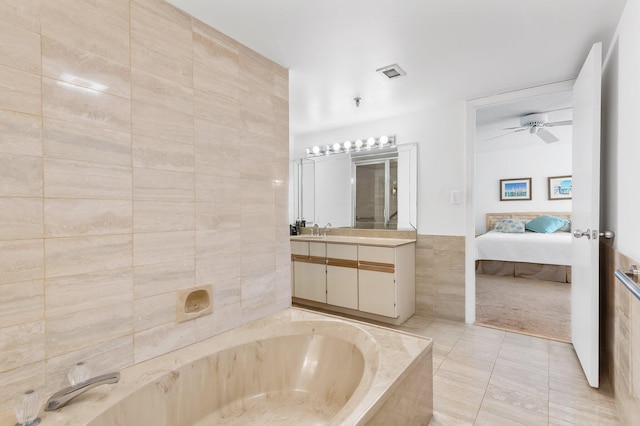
left=327, top=243, right=357, bottom=261
left=309, top=242, right=326, bottom=257
left=291, top=241, right=309, bottom=256
left=358, top=245, right=395, bottom=264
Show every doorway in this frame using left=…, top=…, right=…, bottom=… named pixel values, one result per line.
left=464, top=81, right=576, bottom=331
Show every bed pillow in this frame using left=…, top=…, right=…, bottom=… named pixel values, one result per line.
left=526, top=215, right=569, bottom=233
left=493, top=218, right=526, bottom=233
left=557, top=220, right=571, bottom=232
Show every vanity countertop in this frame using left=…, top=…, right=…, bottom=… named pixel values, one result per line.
left=289, top=235, right=416, bottom=247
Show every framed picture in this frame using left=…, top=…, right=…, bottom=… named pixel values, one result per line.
left=500, top=177, right=532, bottom=201
left=548, top=175, right=572, bottom=200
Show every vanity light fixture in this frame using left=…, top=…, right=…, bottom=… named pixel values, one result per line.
left=305, top=135, right=396, bottom=157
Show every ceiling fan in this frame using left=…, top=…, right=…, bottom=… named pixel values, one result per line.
left=488, top=112, right=572, bottom=143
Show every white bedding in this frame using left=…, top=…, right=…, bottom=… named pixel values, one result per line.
left=475, top=230, right=572, bottom=266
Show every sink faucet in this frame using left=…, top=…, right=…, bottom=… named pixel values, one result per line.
left=312, top=223, right=319, bottom=236
left=323, top=222, right=332, bottom=237
left=45, top=372, right=120, bottom=411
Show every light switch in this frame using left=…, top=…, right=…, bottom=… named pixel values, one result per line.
left=450, top=190, right=461, bottom=204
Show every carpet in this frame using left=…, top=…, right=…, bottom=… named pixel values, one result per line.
left=475, top=274, right=571, bottom=342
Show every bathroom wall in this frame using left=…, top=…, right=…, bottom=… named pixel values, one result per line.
left=600, top=0, right=640, bottom=423
left=0, top=0, right=290, bottom=409
left=293, top=104, right=467, bottom=321
left=293, top=102, right=466, bottom=237
left=602, top=244, right=640, bottom=426
left=415, top=235, right=465, bottom=321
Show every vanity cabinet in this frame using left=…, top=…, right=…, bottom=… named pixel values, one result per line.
left=290, top=237, right=416, bottom=325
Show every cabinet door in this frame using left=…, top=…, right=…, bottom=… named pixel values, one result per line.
left=358, top=269, right=396, bottom=317
left=293, top=261, right=326, bottom=303
left=327, top=265, right=358, bottom=309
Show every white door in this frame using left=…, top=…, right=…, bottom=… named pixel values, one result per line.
left=571, top=42, right=602, bottom=388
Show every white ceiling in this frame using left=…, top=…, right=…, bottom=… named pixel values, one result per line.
left=166, top=0, right=626, bottom=137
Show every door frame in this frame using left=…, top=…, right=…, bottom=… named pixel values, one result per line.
left=464, top=80, right=576, bottom=323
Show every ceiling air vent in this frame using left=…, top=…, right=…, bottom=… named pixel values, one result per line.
left=376, top=64, right=406, bottom=80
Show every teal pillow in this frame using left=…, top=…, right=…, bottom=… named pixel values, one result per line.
left=493, top=218, right=525, bottom=233
left=526, top=215, right=569, bottom=233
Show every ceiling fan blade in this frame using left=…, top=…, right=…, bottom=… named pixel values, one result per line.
left=536, top=129, right=559, bottom=143
left=545, top=120, right=572, bottom=127
left=503, top=126, right=527, bottom=130
left=485, top=128, right=527, bottom=141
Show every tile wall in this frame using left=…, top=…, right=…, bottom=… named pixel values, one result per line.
left=416, top=235, right=466, bottom=321
left=0, top=0, right=290, bottom=409
left=602, top=242, right=640, bottom=425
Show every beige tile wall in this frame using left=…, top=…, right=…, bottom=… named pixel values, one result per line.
left=602, top=242, right=640, bottom=425
left=416, top=235, right=466, bottom=321
left=0, top=0, right=290, bottom=409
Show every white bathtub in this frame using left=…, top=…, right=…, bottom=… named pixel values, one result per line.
left=9, top=308, right=433, bottom=425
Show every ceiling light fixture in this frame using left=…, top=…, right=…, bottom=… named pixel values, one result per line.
left=305, top=135, right=396, bottom=157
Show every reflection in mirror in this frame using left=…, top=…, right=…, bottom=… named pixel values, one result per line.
left=293, top=143, right=417, bottom=230
left=354, top=159, right=398, bottom=229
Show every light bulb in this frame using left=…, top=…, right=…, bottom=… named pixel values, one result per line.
left=343, top=141, right=352, bottom=150
left=333, top=142, right=341, bottom=152
left=380, top=135, right=389, bottom=144
left=355, top=139, right=363, bottom=148
left=312, top=146, right=320, bottom=154
left=366, top=137, right=375, bottom=146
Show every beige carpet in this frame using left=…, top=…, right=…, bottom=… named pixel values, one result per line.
left=475, top=274, right=571, bottom=342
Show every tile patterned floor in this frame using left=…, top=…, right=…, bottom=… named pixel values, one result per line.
left=389, top=315, right=621, bottom=425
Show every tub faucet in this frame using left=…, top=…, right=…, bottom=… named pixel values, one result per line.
left=312, top=223, right=319, bottom=236
left=45, top=372, right=120, bottom=411
left=323, top=222, right=332, bottom=237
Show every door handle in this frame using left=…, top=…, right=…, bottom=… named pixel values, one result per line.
left=573, top=229, right=615, bottom=239
left=573, top=229, right=592, bottom=239
left=600, top=230, right=615, bottom=239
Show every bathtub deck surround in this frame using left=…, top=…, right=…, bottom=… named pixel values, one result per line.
left=0, top=308, right=433, bottom=425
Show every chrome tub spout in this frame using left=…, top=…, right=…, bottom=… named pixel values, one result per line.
left=45, top=372, right=120, bottom=411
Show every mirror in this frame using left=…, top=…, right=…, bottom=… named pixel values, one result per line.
left=293, top=143, right=417, bottom=230
left=354, top=159, right=398, bottom=229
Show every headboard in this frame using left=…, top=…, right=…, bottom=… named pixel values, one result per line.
left=486, top=212, right=572, bottom=231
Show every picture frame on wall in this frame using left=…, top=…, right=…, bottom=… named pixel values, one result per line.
left=500, top=177, right=532, bottom=201
left=548, top=175, right=572, bottom=200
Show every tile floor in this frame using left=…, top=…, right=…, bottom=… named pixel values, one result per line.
left=390, top=315, right=621, bottom=425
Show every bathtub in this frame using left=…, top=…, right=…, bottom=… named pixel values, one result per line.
left=7, top=308, right=433, bottom=425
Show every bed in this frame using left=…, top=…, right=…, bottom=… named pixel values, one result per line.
left=475, top=212, right=572, bottom=283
